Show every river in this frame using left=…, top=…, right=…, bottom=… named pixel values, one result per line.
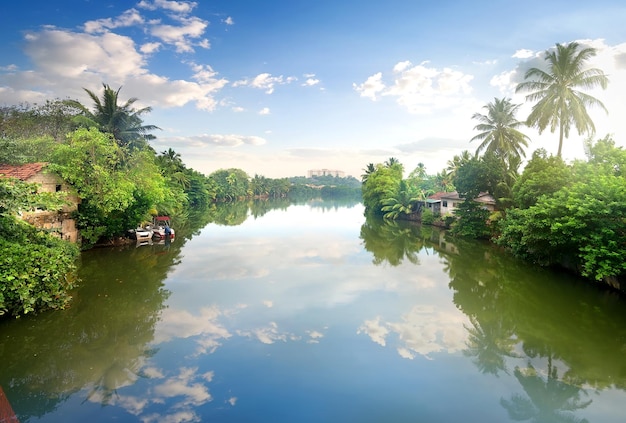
left=1, top=200, right=626, bottom=422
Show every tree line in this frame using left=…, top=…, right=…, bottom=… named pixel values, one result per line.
left=362, top=42, right=625, bottom=288
left=0, top=84, right=358, bottom=316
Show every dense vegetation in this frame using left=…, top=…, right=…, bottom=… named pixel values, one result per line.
left=0, top=85, right=359, bottom=316
left=0, top=41, right=621, bottom=316
left=362, top=42, right=624, bottom=289
left=0, top=177, right=79, bottom=316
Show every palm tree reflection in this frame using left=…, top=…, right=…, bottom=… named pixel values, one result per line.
left=463, top=315, right=519, bottom=376
left=501, top=359, right=591, bottom=423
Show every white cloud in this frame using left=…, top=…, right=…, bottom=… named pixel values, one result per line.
left=84, top=9, right=144, bottom=33
left=353, top=72, right=385, bottom=100
left=258, top=107, right=271, bottom=115
left=233, top=72, right=296, bottom=94
left=0, top=25, right=228, bottom=111
left=357, top=316, right=389, bottom=347
left=512, top=48, right=535, bottom=59
left=238, top=321, right=292, bottom=344
left=140, top=42, right=162, bottom=54
left=302, top=73, right=320, bottom=87
left=178, top=133, right=267, bottom=147
left=356, top=61, right=474, bottom=114
left=224, top=16, right=234, bottom=25
left=153, top=367, right=212, bottom=405
left=149, top=16, right=209, bottom=53
left=153, top=306, right=231, bottom=345
left=138, top=0, right=197, bottom=15
left=23, top=29, right=146, bottom=80
left=359, top=305, right=469, bottom=360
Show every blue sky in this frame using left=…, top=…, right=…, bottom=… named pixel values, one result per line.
left=1, top=0, right=625, bottom=178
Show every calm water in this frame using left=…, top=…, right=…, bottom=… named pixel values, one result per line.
left=2, top=200, right=626, bottom=423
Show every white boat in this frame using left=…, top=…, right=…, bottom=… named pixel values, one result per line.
left=152, top=216, right=175, bottom=240
left=129, top=226, right=153, bottom=240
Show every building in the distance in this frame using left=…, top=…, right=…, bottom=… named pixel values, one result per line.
left=308, top=169, right=345, bottom=178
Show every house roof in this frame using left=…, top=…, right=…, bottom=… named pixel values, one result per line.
left=427, top=191, right=457, bottom=201
left=0, top=162, right=47, bottom=181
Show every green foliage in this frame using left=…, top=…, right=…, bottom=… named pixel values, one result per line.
left=0, top=216, right=79, bottom=316
left=421, top=208, right=435, bottom=225
left=516, top=42, right=608, bottom=157
left=0, top=100, right=77, bottom=144
left=498, top=137, right=626, bottom=281
left=209, top=168, right=251, bottom=201
left=454, top=154, right=503, bottom=200
left=0, top=177, right=69, bottom=216
left=381, top=179, right=422, bottom=220
left=49, top=128, right=172, bottom=245
left=471, top=97, right=529, bottom=166
left=451, top=200, right=492, bottom=239
left=361, top=160, right=403, bottom=215
left=512, top=149, right=571, bottom=209
left=64, top=84, right=159, bottom=150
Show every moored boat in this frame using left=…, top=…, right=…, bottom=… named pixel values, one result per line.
left=128, top=226, right=153, bottom=240
left=152, top=216, right=175, bottom=240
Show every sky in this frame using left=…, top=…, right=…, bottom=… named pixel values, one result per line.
left=1, top=0, right=626, bottom=179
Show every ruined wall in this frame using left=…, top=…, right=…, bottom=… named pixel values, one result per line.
left=24, top=171, right=80, bottom=242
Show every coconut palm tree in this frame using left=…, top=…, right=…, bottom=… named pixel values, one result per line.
left=471, top=97, right=530, bottom=167
left=516, top=42, right=608, bottom=157
left=66, top=84, right=160, bottom=150
left=446, top=150, right=472, bottom=182
left=361, top=163, right=376, bottom=183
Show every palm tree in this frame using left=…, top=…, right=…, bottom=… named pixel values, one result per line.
left=446, top=150, right=472, bottom=182
left=381, top=180, right=422, bottom=220
left=66, top=84, right=160, bottom=150
left=361, top=163, right=376, bottom=183
left=516, top=42, right=608, bottom=157
left=471, top=97, right=530, bottom=167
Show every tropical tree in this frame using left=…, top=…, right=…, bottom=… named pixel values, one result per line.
left=65, top=84, right=160, bottom=150
left=361, top=163, right=376, bottom=184
left=361, top=163, right=402, bottom=215
left=446, top=150, right=472, bottom=182
left=516, top=42, right=608, bottom=157
left=380, top=180, right=422, bottom=220
left=471, top=97, right=529, bottom=167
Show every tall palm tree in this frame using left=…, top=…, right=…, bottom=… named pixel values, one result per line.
left=471, top=97, right=530, bottom=166
left=361, top=163, right=376, bottom=183
left=516, top=42, right=608, bottom=157
left=66, top=84, right=160, bottom=150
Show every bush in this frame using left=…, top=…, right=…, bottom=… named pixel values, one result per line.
left=0, top=216, right=79, bottom=317
left=421, top=209, right=435, bottom=224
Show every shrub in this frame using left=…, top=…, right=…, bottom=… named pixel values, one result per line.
left=0, top=216, right=79, bottom=317
left=421, top=209, right=435, bottom=224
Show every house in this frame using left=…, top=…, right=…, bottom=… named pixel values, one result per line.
left=426, top=191, right=496, bottom=216
left=0, top=162, right=80, bottom=242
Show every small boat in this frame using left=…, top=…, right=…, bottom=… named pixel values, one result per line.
left=152, top=216, right=175, bottom=240
left=128, top=225, right=153, bottom=240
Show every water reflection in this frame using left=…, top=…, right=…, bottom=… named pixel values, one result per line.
left=2, top=201, right=626, bottom=422
left=501, top=360, right=592, bottom=423
left=360, top=214, right=626, bottom=422
left=0, top=241, right=176, bottom=418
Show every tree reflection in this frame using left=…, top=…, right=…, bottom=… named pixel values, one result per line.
left=440, top=230, right=626, bottom=420
left=0, top=213, right=216, bottom=420
left=501, top=360, right=591, bottom=423
left=463, top=315, right=519, bottom=376
left=359, top=215, right=432, bottom=266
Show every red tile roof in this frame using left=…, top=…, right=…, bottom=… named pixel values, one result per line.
left=0, top=162, right=47, bottom=181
